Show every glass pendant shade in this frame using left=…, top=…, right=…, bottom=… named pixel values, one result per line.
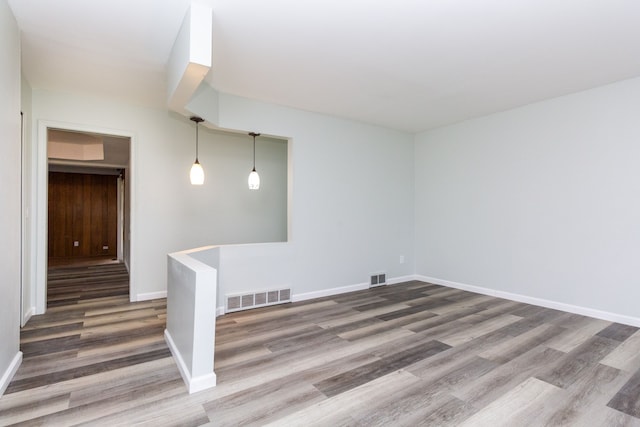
left=248, top=168, right=260, bottom=190
left=189, top=116, right=205, bottom=185
left=248, top=132, right=260, bottom=190
left=190, top=159, right=204, bottom=185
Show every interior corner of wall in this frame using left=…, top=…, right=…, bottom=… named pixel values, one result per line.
left=0, top=351, right=22, bottom=396
left=185, top=82, right=220, bottom=127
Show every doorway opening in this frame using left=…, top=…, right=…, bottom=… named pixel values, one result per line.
left=34, top=123, right=134, bottom=314
left=47, top=129, right=130, bottom=306
left=47, top=172, right=126, bottom=307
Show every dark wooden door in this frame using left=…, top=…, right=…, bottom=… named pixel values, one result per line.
left=48, top=172, right=118, bottom=260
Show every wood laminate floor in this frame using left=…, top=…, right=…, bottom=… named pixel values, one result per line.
left=47, top=262, right=129, bottom=306
left=47, top=256, right=120, bottom=268
left=2, top=276, right=640, bottom=426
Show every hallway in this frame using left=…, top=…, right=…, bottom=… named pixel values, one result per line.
left=47, top=261, right=129, bottom=306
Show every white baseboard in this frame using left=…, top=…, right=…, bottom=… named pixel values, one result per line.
left=135, top=291, right=167, bottom=302
left=215, top=283, right=371, bottom=316
left=217, top=275, right=420, bottom=309
left=22, top=306, right=35, bottom=327
left=0, top=351, right=23, bottom=396
left=387, top=275, right=419, bottom=285
left=164, top=330, right=216, bottom=394
left=215, top=282, right=374, bottom=316
left=292, top=282, right=370, bottom=303
left=417, top=275, right=640, bottom=328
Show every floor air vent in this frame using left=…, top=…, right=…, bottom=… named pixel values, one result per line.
left=226, top=288, right=292, bottom=313
left=370, top=273, right=387, bottom=288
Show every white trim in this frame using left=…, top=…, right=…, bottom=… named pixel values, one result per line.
left=387, top=274, right=419, bottom=285
left=417, top=275, right=640, bottom=328
left=0, top=351, right=23, bottom=396
left=135, top=291, right=167, bottom=302
left=22, top=306, right=34, bottom=326
left=20, top=110, right=27, bottom=330
left=216, top=306, right=225, bottom=317
left=116, top=175, right=124, bottom=262
left=164, top=329, right=216, bottom=394
left=292, top=282, right=370, bottom=303
left=35, top=120, right=47, bottom=314
left=224, top=275, right=420, bottom=307
left=35, top=120, right=137, bottom=314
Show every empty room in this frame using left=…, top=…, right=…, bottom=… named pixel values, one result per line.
left=1, top=0, right=640, bottom=425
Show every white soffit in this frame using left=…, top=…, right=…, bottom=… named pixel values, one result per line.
left=167, top=2, right=213, bottom=114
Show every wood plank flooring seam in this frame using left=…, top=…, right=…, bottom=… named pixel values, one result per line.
left=6, top=269, right=640, bottom=426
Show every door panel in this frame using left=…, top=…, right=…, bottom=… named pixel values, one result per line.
left=48, top=172, right=118, bottom=260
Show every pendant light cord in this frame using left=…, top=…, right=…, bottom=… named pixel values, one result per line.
left=249, top=132, right=260, bottom=171
left=195, top=121, right=199, bottom=161
left=190, top=116, right=204, bottom=162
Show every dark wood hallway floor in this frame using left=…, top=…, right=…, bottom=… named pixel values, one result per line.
left=2, top=279, right=640, bottom=425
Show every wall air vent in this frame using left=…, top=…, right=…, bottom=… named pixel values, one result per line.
left=370, top=273, right=387, bottom=288
left=268, top=290, right=279, bottom=303
left=241, top=294, right=254, bottom=308
left=255, top=292, right=267, bottom=305
left=225, top=288, right=292, bottom=313
left=227, top=295, right=241, bottom=311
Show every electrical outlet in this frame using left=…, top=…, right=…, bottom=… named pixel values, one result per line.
left=102, top=245, right=109, bottom=250
left=73, top=241, right=79, bottom=247
left=399, top=255, right=405, bottom=264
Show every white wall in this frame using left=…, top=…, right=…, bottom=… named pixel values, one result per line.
left=30, top=90, right=288, bottom=303
left=415, top=76, right=640, bottom=320
left=185, top=130, right=288, bottom=246
left=0, top=0, right=23, bottom=394
left=190, top=88, right=416, bottom=303
left=165, top=247, right=218, bottom=393
left=29, top=86, right=415, bottom=306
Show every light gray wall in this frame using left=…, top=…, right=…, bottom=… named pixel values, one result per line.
left=191, top=89, right=416, bottom=301
left=0, top=0, right=22, bottom=394
left=186, top=128, right=288, bottom=246
left=415, top=76, right=640, bottom=319
left=29, top=86, right=415, bottom=304
left=29, top=90, right=288, bottom=301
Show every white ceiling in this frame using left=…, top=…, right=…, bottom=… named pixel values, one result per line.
left=9, top=0, right=640, bottom=133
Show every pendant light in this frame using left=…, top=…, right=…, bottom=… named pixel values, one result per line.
left=190, top=116, right=205, bottom=185
left=248, top=132, right=260, bottom=190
